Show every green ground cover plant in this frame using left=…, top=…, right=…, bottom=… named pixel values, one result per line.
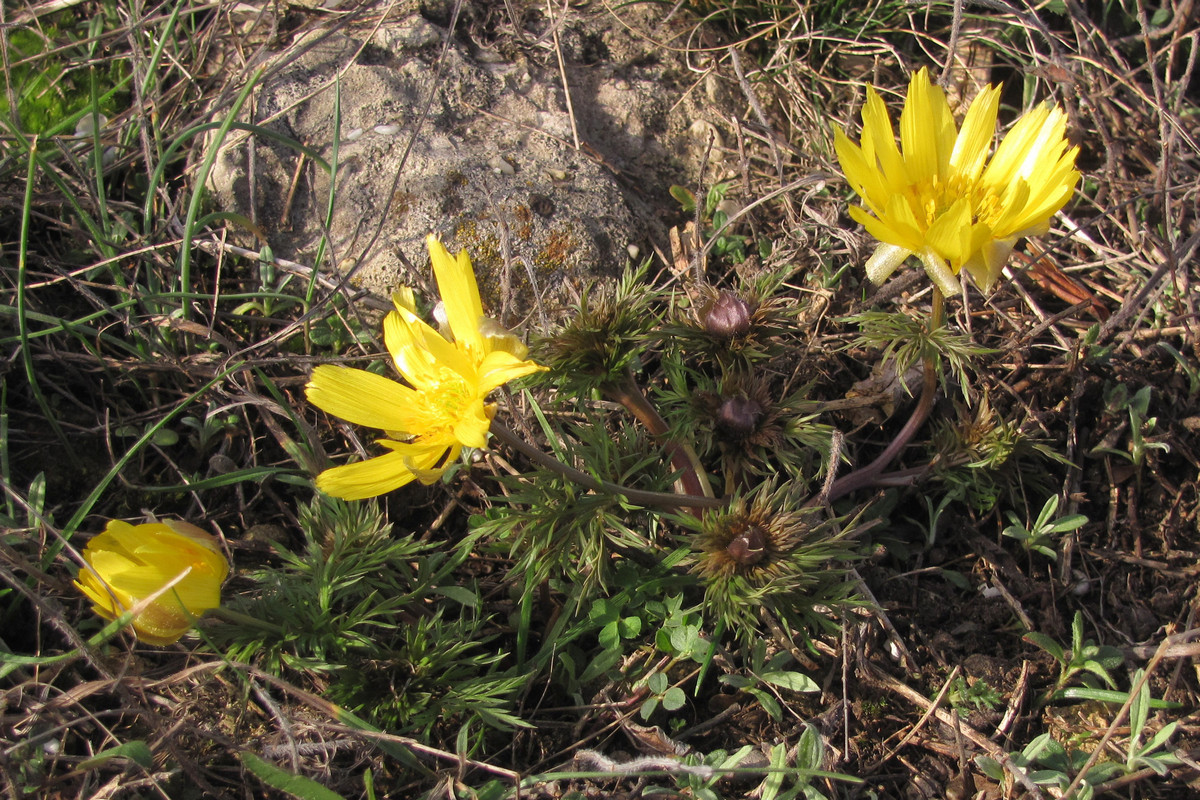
left=2, top=0, right=1197, bottom=798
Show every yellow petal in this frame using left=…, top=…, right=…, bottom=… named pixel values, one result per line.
left=964, top=236, right=1017, bottom=290
left=860, top=87, right=908, bottom=191
left=427, top=235, right=485, bottom=352
left=950, top=83, right=1000, bottom=180
left=75, top=519, right=227, bottom=645
left=315, top=445, right=432, bottom=499
left=392, top=287, right=417, bottom=314
left=900, top=68, right=955, bottom=182
left=383, top=309, right=475, bottom=388
left=477, top=350, right=546, bottom=395
left=306, top=365, right=421, bottom=432
left=399, top=442, right=462, bottom=485
left=835, top=128, right=890, bottom=216
left=450, top=398, right=493, bottom=449
left=924, top=197, right=974, bottom=267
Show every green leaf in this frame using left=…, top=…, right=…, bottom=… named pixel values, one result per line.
left=598, top=620, right=620, bottom=651
left=1023, top=631, right=1065, bottom=663
left=151, top=427, right=179, bottom=446
left=78, top=740, right=153, bottom=770
left=1052, top=686, right=1182, bottom=708
left=639, top=696, right=659, bottom=720
left=618, top=615, right=642, bottom=639
left=975, top=756, right=1005, bottom=782
left=669, top=624, right=701, bottom=656
left=761, top=742, right=787, bottom=800
left=1080, top=660, right=1118, bottom=689
left=662, top=687, right=686, bottom=711
left=669, top=185, right=696, bottom=213
left=745, top=686, right=782, bottom=721
left=939, top=569, right=971, bottom=590
left=1021, top=732, right=1057, bottom=762
left=1047, top=514, right=1088, bottom=533
left=796, top=723, right=823, bottom=771
left=1138, top=721, right=1179, bottom=759
left=719, top=674, right=751, bottom=690
left=760, top=671, right=819, bottom=693
left=1127, top=668, right=1149, bottom=754
left=579, top=648, right=622, bottom=684
left=240, top=752, right=348, bottom=800
left=432, top=585, right=479, bottom=608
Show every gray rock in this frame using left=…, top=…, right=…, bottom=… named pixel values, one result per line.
left=206, top=6, right=737, bottom=327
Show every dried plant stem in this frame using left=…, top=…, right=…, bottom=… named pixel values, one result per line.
left=826, top=289, right=945, bottom=502
left=489, top=420, right=723, bottom=511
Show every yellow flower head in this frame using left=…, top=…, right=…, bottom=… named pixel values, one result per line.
left=74, top=519, right=228, bottom=646
left=834, top=67, right=1079, bottom=296
left=306, top=235, right=546, bottom=499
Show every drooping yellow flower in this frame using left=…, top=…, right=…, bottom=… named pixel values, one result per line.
left=835, top=67, right=1079, bottom=296
left=74, top=519, right=229, bottom=645
left=306, top=235, right=546, bottom=499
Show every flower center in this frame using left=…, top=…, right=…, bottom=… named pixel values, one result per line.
left=412, top=368, right=475, bottom=434
left=915, top=172, right=1005, bottom=229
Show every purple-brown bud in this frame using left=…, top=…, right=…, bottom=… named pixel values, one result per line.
left=702, top=291, right=753, bottom=338
left=716, top=395, right=763, bottom=438
left=727, top=523, right=767, bottom=565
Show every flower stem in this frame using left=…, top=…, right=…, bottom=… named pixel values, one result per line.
left=607, top=371, right=714, bottom=503
left=489, top=420, right=724, bottom=511
left=825, top=288, right=945, bottom=502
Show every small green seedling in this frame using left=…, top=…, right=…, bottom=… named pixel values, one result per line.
left=1025, top=611, right=1124, bottom=704
left=1002, top=495, right=1087, bottom=560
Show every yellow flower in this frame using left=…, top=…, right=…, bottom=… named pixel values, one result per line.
left=74, top=519, right=228, bottom=646
left=306, top=235, right=546, bottom=499
left=835, top=67, right=1079, bottom=296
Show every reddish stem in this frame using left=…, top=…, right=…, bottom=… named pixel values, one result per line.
left=824, top=289, right=945, bottom=503
left=608, top=373, right=712, bottom=513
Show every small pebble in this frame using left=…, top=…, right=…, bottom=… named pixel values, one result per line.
left=74, top=113, right=108, bottom=137
left=489, top=155, right=515, bottom=175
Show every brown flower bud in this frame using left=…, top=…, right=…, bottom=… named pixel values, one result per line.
left=716, top=395, right=763, bottom=438
left=727, top=523, right=767, bottom=565
left=702, top=291, right=753, bottom=338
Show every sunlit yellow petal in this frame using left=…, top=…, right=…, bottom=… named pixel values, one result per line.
left=306, top=365, right=421, bottom=432
left=835, top=68, right=1079, bottom=294
left=392, top=287, right=417, bottom=314
left=860, top=88, right=908, bottom=191
left=402, top=442, right=461, bottom=484
left=427, top=235, right=485, bottom=352
left=923, top=198, right=974, bottom=267
left=477, top=350, right=547, bottom=394
left=835, top=128, right=891, bottom=215
left=950, top=84, right=1000, bottom=180
left=451, top=398, right=493, bottom=449
left=315, top=447, right=426, bottom=499
left=479, top=317, right=531, bottom=360
left=900, top=68, right=954, bottom=182
left=73, top=519, right=227, bottom=645
left=384, top=309, right=475, bottom=387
